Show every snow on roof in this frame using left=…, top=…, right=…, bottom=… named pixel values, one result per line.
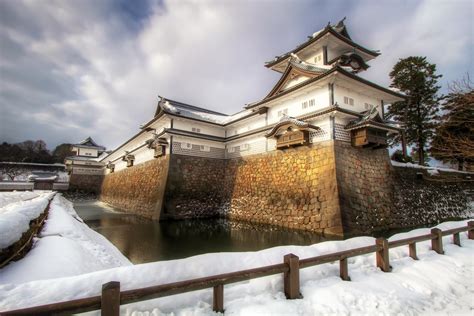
left=159, top=98, right=254, bottom=125
left=74, top=137, right=105, bottom=150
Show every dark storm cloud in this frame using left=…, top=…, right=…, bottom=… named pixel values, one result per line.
left=0, top=0, right=472, bottom=151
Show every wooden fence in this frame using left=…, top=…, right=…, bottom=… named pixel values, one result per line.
left=3, top=221, right=474, bottom=315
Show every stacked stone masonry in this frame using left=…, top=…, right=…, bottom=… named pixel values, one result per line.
left=98, top=141, right=473, bottom=237
left=100, top=157, right=169, bottom=219
left=224, top=140, right=343, bottom=235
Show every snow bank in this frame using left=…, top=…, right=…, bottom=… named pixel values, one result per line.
left=0, top=220, right=472, bottom=315
left=391, top=160, right=473, bottom=174
left=0, top=195, right=131, bottom=284
left=0, top=192, right=54, bottom=249
left=0, top=191, right=39, bottom=208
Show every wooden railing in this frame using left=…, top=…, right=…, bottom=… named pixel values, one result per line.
left=4, top=221, right=474, bottom=315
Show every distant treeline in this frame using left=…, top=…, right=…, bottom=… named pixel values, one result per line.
left=0, top=140, right=72, bottom=164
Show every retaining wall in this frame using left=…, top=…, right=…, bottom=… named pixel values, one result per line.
left=163, top=155, right=227, bottom=219
left=98, top=141, right=473, bottom=236
left=100, top=157, right=169, bottom=219
left=69, top=174, right=103, bottom=193
left=224, top=140, right=342, bottom=235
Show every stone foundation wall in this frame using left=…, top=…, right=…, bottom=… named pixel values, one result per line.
left=224, top=140, right=343, bottom=235
left=100, top=157, right=169, bottom=219
left=69, top=174, right=103, bottom=193
left=97, top=139, right=473, bottom=236
left=334, top=140, right=473, bottom=236
left=163, top=155, right=227, bottom=219
left=334, top=141, right=394, bottom=235
left=391, top=167, right=472, bottom=229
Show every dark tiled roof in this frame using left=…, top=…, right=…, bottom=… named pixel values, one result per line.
left=74, top=137, right=106, bottom=150
left=345, top=107, right=401, bottom=131
left=265, top=19, right=379, bottom=69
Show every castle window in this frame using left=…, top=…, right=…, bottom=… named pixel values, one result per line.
left=364, top=103, right=373, bottom=110
left=192, top=127, right=201, bottom=133
left=344, top=96, right=354, bottom=106
left=240, top=144, right=250, bottom=151
left=309, top=99, right=315, bottom=107
left=200, top=145, right=210, bottom=152
left=228, top=146, right=235, bottom=153
left=302, top=101, right=308, bottom=109
left=181, top=142, right=193, bottom=149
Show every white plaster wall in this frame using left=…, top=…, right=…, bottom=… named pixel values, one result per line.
left=267, top=87, right=329, bottom=124
left=226, top=134, right=268, bottom=158
left=105, top=132, right=153, bottom=164
left=133, top=146, right=156, bottom=166
left=226, top=115, right=266, bottom=136
left=173, top=119, right=225, bottom=137
left=74, top=147, right=98, bottom=157
left=302, top=48, right=324, bottom=65
left=172, top=135, right=225, bottom=149
left=283, top=75, right=311, bottom=90
left=334, top=84, right=382, bottom=114
left=149, top=118, right=171, bottom=134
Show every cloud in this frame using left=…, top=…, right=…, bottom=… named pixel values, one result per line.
left=0, top=0, right=472, bottom=150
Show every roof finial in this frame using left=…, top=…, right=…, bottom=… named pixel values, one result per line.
left=336, top=17, right=346, bottom=28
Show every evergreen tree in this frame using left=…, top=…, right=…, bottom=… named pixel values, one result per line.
left=431, top=75, right=474, bottom=170
left=387, top=56, right=442, bottom=165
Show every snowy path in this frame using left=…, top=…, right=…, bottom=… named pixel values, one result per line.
left=0, top=219, right=473, bottom=315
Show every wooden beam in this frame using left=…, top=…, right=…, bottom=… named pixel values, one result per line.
left=409, top=243, right=418, bottom=260
left=376, top=238, right=391, bottom=272
left=431, top=228, right=444, bottom=254
left=284, top=254, right=301, bottom=299
left=213, top=284, right=224, bottom=313
left=339, top=258, right=350, bottom=281
left=101, top=282, right=120, bottom=316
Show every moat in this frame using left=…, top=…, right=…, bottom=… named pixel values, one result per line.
left=74, top=200, right=340, bottom=264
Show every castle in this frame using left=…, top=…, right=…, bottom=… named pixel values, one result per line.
left=70, top=19, right=470, bottom=237
left=100, top=19, right=404, bottom=173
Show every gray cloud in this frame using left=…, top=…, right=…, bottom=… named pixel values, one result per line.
left=0, top=0, right=472, bottom=151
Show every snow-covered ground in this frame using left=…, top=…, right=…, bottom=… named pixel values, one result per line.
left=0, top=194, right=130, bottom=284
left=0, top=191, right=55, bottom=249
left=0, top=191, right=39, bottom=208
left=0, top=213, right=472, bottom=315
left=391, top=160, right=473, bottom=174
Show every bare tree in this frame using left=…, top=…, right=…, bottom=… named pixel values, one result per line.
left=430, top=74, right=474, bottom=170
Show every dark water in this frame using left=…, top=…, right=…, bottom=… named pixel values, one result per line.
left=74, top=201, right=340, bottom=264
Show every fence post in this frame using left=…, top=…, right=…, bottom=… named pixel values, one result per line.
left=468, top=221, right=474, bottom=240
left=431, top=228, right=444, bottom=254
left=101, top=281, right=120, bottom=316
left=453, top=233, right=461, bottom=247
left=376, top=238, right=391, bottom=272
left=339, top=258, right=351, bottom=281
left=284, top=253, right=301, bottom=299
left=213, top=284, right=224, bottom=313
left=409, top=242, right=418, bottom=260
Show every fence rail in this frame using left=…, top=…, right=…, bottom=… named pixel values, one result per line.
left=4, top=221, right=474, bottom=315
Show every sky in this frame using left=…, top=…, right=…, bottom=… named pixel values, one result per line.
left=0, top=0, right=472, bottom=150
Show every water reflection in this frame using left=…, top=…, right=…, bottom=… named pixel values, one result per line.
left=74, top=201, right=340, bottom=264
